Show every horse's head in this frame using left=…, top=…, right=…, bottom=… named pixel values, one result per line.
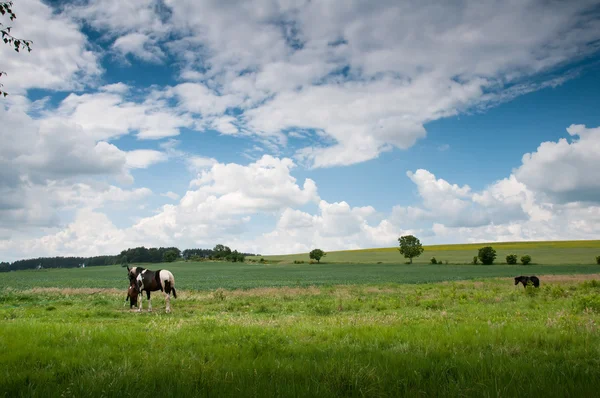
left=514, top=276, right=524, bottom=285
left=127, top=266, right=143, bottom=284
left=135, top=273, right=144, bottom=294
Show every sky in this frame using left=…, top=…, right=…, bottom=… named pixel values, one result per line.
left=1, top=0, right=600, bottom=262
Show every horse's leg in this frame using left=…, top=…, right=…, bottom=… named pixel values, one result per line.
left=147, top=291, right=152, bottom=312
left=164, top=291, right=171, bottom=313
left=137, top=292, right=143, bottom=312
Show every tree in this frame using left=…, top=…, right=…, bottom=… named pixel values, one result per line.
left=213, top=244, right=232, bottom=259
left=477, top=246, right=497, bottom=265
left=309, top=249, right=326, bottom=263
left=398, top=235, right=424, bottom=264
left=1, top=2, right=33, bottom=97
left=506, top=254, right=518, bottom=265
left=163, top=250, right=178, bottom=263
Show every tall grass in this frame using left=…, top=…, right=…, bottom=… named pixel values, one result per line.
left=2, top=277, right=600, bottom=397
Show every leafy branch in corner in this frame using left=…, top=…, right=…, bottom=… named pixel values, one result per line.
left=1, top=1, right=33, bottom=97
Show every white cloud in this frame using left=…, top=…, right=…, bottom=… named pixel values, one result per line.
left=0, top=208, right=137, bottom=260
left=514, top=124, right=600, bottom=203
left=158, top=0, right=600, bottom=167
left=66, top=0, right=169, bottom=36
left=187, top=156, right=218, bottom=171
left=161, top=191, right=180, bottom=201
left=98, top=155, right=321, bottom=249
left=112, top=33, right=165, bottom=63
left=3, top=139, right=600, bottom=259
left=126, top=150, right=168, bottom=169
left=45, top=91, right=192, bottom=141
left=238, top=200, right=409, bottom=255
left=100, top=83, right=130, bottom=93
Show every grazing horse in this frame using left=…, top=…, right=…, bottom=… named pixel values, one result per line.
left=127, top=266, right=177, bottom=312
left=125, top=281, right=139, bottom=309
left=514, top=275, right=540, bottom=288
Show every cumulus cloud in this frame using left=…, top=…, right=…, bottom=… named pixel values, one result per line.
left=126, top=150, right=169, bottom=169
left=45, top=91, right=192, bottom=141
left=236, top=200, right=413, bottom=255
left=0, top=96, right=159, bottom=234
left=0, top=209, right=137, bottom=261
left=44, top=0, right=600, bottom=168
left=3, top=0, right=600, bottom=259
left=514, top=124, right=600, bottom=203
left=122, top=155, right=320, bottom=248
left=159, top=0, right=600, bottom=167
left=161, top=191, right=180, bottom=201
left=3, top=142, right=600, bottom=259
left=112, top=33, right=165, bottom=63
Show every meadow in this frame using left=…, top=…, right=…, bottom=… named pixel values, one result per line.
left=2, top=241, right=600, bottom=397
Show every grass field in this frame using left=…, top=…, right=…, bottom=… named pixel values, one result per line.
left=2, top=261, right=600, bottom=290
left=264, top=239, right=600, bottom=264
left=3, top=274, right=600, bottom=397
left=3, top=243, right=600, bottom=397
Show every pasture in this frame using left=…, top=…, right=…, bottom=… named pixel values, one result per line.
left=2, top=248, right=600, bottom=397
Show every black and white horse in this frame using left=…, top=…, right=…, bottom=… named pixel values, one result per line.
left=127, top=266, right=177, bottom=312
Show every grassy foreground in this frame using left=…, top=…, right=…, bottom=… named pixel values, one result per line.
left=2, top=275, right=600, bottom=397
left=264, top=239, right=600, bottom=264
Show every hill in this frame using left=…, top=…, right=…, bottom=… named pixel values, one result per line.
left=263, top=240, right=600, bottom=265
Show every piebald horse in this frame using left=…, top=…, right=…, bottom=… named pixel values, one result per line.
left=127, top=266, right=177, bottom=313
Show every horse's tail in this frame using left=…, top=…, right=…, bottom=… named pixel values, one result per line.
left=164, top=281, right=177, bottom=298
left=163, top=271, right=177, bottom=298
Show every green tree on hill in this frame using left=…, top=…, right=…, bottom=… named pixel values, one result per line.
left=478, top=246, right=497, bottom=265
left=398, top=235, right=424, bottom=264
left=309, top=249, right=326, bottom=263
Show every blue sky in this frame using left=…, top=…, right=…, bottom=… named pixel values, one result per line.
left=1, top=0, right=600, bottom=261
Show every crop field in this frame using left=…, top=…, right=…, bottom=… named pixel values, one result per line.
left=264, top=239, right=600, bottom=264
left=2, top=242, right=600, bottom=397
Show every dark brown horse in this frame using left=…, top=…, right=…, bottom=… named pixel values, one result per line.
left=514, top=275, right=540, bottom=288
left=125, top=280, right=139, bottom=309
left=127, top=266, right=177, bottom=312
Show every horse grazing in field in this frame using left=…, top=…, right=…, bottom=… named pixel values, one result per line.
left=125, top=281, right=139, bottom=309
left=514, top=275, right=540, bottom=288
left=127, top=266, right=177, bottom=312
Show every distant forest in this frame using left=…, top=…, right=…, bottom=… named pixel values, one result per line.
left=0, top=245, right=259, bottom=272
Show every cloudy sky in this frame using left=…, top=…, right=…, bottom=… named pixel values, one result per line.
left=1, top=0, right=600, bottom=261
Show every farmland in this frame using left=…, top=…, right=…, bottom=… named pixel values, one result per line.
left=264, top=239, right=600, bottom=264
left=2, top=241, right=600, bottom=397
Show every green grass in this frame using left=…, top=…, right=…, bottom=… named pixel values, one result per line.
left=2, top=276, right=600, bottom=397
left=2, top=261, right=600, bottom=290
left=264, top=239, right=600, bottom=264
left=3, top=245, right=600, bottom=397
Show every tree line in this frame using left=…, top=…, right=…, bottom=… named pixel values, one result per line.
left=1, top=244, right=258, bottom=272
left=0, top=255, right=119, bottom=272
